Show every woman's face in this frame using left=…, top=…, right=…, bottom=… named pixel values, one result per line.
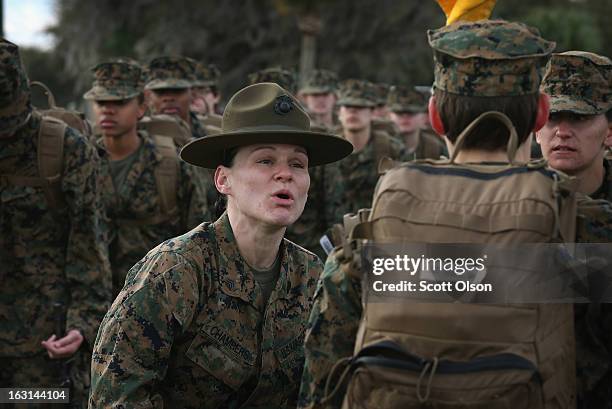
left=216, top=143, right=310, bottom=227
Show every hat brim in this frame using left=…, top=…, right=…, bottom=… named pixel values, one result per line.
left=83, top=88, right=141, bottom=101
left=145, top=79, right=192, bottom=90
left=548, top=96, right=608, bottom=115
left=180, top=129, right=353, bottom=169
left=336, top=98, right=375, bottom=108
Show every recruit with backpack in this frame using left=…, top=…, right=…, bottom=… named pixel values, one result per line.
left=113, top=114, right=193, bottom=227
left=0, top=82, right=94, bottom=210
left=325, top=111, right=578, bottom=409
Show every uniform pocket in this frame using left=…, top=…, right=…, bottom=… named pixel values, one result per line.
left=185, top=326, right=256, bottom=391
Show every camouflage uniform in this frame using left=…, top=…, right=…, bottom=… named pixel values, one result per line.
left=0, top=40, right=111, bottom=408
left=284, top=70, right=342, bottom=258
left=328, top=79, right=408, bottom=220
left=387, top=84, right=447, bottom=159
left=84, top=60, right=214, bottom=297
left=145, top=56, right=208, bottom=140
left=541, top=51, right=612, bottom=409
left=90, top=213, right=322, bottom=409
left=298, top=20, right=612, bottom=409
left=248, top=67, right=298, bottom=95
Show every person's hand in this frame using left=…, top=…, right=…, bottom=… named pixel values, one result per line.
left=41, top=329, right=84, bottom=359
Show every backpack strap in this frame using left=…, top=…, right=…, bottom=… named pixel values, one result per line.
left=1, top=115, right=66, bottom=209
left=116, top=134, right=180, bottom=227
left=449, top=111, right=519, bottom=165
left=37, top=116, right=66, bottom=209
left=152, top=134, right=179, bottom=220
left=372, top=131, right=393, bottom=173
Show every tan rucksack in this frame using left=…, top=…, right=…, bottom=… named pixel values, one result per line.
left=139, top=114, right=192, bottom=148
left=30, top=81, right=93, bottom=139
left=326, top=112, right=578, bottom=409
left=0, top=111, right=67, bottom=209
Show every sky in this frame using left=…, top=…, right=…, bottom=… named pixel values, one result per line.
left=4, top=0, right=56, bottom=49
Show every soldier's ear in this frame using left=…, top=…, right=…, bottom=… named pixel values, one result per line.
left=214, top=166, right=231, bottom=195
left=533, top=92, right=550, bottom=133
left=428, top=96, right=445, bottom=136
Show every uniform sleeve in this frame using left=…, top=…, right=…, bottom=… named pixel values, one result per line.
left=298, top=250, right=363, bottom=409
left=89, top=250, right=200, bottom=408
left=62, top=128, right=112, bottom=347
left=179, top=162, right=216, bottom=230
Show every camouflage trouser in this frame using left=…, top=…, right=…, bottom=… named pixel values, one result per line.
left=0, top=351, right=90, bottom=409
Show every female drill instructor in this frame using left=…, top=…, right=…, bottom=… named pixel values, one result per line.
left=88, top=82, right=353, bottom=408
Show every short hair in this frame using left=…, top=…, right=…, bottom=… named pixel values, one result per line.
left=433, top=88, right=539, bottom=151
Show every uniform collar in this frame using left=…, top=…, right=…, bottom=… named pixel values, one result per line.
left=210, top=213, right=301, bottom=310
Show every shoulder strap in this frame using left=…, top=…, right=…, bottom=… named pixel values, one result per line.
left=450, top=111, right=518, bottom=165
left=372, top=131, right=392, bottom=172
left=152, top=134, right=179, bottom=218
left=38, top=116, right=66, bottom=209
left=2, top=116, right=67, bottom=208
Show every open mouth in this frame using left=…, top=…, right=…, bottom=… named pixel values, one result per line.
left=162, top=107, right=179, bottom=114
left=272, top=190, right=294, bottom=203
left=552, top=145, right=577, bottom=152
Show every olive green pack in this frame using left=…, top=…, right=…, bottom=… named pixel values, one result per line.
left=328, top=112, right=578, bottom=409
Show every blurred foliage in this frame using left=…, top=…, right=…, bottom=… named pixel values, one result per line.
left=15, top=0, right=611, bottom=108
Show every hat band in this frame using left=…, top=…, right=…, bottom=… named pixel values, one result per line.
left=222, top=124, right=311, bottom=134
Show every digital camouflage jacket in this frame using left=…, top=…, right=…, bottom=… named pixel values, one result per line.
left=90, top=213, right=323, bottom=409
left=0, top=112, right=111, bottom=356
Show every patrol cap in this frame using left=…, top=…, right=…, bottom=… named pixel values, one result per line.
left=428, top=19, right=556, bottom=97
left=542, top=51, right=612, bottom=115
left=336, top=79, right=376, bottom=107
left=180, top=82, right=352, bottom=169
left=145, top=56, right=196, bottom=90
left=83, top=59, right=144, bottom=101
left=387, top=85, right=428, bottom=113
left=300, top=69, right=338, bottom=94
left=372, top=82, right=390, bottom=106
left=0, top=39, right=32, bottom=136
left=248, top=67, right=298, bottom=95
left=193, top=62, right=221, bottom=88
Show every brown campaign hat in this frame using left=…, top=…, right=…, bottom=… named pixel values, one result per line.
left=180, top=83, right=353, bottom=168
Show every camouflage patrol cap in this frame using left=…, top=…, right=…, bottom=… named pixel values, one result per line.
left=83, top=59, right=144, bottom=101
left=248, top=67, right=297, bottom=95
left=542, top=51, right=612, bottom=115
left=372, top=83, right=390, bottom=106
left=387, top=85, right=428, bottom=113
left=428, top=20, right=556, bottom=97
left=145, top=56, right=196, bottom=90
left=0, top=39, right=32, bottom=136
left=193, top=62, right=221, bottom=88
left=300, top=69, right=338, bottom=94
left=336, top=79, right=376, bottom=107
